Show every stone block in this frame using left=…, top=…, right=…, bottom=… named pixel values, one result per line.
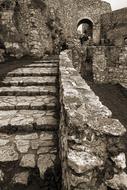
left=13, top=171, right=29, bottom=185
left=0, top=145, right=18, bottom=162
left=20, top=154, right=36, bottom=168
left=37, top=154, right=56, bottom=178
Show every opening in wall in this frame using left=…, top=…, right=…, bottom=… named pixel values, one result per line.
left=77, top=19, right=93, bottom=45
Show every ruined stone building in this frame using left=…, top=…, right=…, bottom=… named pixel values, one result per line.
left=0, top=0, right=126, bottom=190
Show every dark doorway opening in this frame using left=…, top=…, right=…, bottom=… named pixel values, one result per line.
left=77, top=19, right=93, bottom=45
left=81, top=48, right=93, bottom=82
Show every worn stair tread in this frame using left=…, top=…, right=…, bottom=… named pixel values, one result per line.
left=24, top=63, right=58, bottom=67
left=33, top=60, right=59, bottom=63
left=0, top=96, right=57, bottom=110
left=5, top=67, right=58, bottom=77
left=0, top=86, right=57, bottom=96
left=1, top=76, right=57, bottom=86
left=0, top=110, right=58, bottom=132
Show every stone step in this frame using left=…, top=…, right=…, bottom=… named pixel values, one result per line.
left=24, top=63, right=58, bottom=68
left=33, top=60, right=59, bottom=63
left=0, top=110, right=58, bottom=132
left=5, top=67, right=58, bottom=77
left=0, top=76, right=57, bottom=86
left=0, top=86, right=57, bottom=96
left=0, top=96, right=57, bottom=110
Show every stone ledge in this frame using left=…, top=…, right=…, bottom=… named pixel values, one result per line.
left=59, top=50, right=126, bottom=137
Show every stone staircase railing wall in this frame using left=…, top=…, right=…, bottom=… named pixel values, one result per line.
left=59, top=50, right=127, bottom=190
left=93, top=46, right=127, bottom=84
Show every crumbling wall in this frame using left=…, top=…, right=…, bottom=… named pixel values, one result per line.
left=93, top=46, right=127, bottom=84
left=59, top=50, right=127, bottom=190
left=0, top=0, right=112, bottom=60
left=101, top=8, right=127, bottom=46
left=0, top=0, right=64, bottom=59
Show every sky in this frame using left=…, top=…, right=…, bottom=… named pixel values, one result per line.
left=104, top=0, right=127, bottom=10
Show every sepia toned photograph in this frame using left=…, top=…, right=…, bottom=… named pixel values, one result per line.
left=0, top=0, right=126, bottom=189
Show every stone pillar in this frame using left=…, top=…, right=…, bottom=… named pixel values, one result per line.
left=93, top=25, right=101, bottom=45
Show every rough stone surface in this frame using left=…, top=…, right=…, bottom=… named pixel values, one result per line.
left=16, top=140, right=30, bottom=153
left=106, top=172, right=127, bottom=190
left=20, top=154, right=36, bottom=168
left=0, top=0, right=112, bottom=59
left=92, top=46, right=127, bottom=84
left=37, top=154, right=56, bottom=178
left=13, top=172, right=29, bottom=185
left=0, top=145, right=18, bottom=162
left=111, top=153, right=126, bottom=169
left=0, top=59, right=59, bottom=188
left=68, top=149, right=103, bottom=174
left=59, top=50, right=126, bottom=190
left=15, top=133, right=38, bottom=140
left=101, top=8, right=127, bottom=46
left=0, top=110, right=58, bottom=132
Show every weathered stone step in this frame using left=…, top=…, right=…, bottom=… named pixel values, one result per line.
left=24, top=63, right=58, bottom=67
left=0, top=110, right=58, bottom=132
left=5, top=67, right=58, bottom=77
left=0, top=76, right=57, bottom=86
left=0, top=96, right=57, bottom=110
left=0, top=86, right=56, bottom=96
left=33, top=60, right=59, bottom=63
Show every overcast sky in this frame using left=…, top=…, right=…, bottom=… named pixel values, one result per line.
left=105, top=0, right=127, bottom=10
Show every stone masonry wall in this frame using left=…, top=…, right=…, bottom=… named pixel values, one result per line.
left=101, top=8, right=127, bottom=46
left=0, top=131, right=59, bottom=188
left=0, top=0, right=111, bottom=60
left=93, top=46, right=127, bottom=84
left=59, top=50, right=127, bottom=190
left=60, top=0, right=111, bottom=44
left=0, top=0, right=54, bottom=58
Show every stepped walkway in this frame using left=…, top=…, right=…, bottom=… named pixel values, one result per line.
left=0, top=59, right=61, bottom=190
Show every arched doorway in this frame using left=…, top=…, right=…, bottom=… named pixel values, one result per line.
left=77, top=19, right=94, bottom=81
left=77, top=19, right=93, bottom=45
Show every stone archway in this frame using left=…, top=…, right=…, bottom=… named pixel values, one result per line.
left=77, top=18, right=93, bottom=45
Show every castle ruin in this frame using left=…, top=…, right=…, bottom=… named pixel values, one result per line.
left=0, top=0, right=126, bottom=190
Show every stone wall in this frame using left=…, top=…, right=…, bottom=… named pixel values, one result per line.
left=60, top=0, right=111, bottom=44
left=93, top=46, right=127, bottom=84
left=59, top=50, right=127, bottom=190
left=0, top=0, right=112, bottom=60
left=101, top=8, right=127, bottom=46
left=0, top=131, right=59, bottom=188
left=0, top=0, right=56, bottom=58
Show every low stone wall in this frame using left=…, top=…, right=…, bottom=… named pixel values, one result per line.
left=59, top=50, right=127, bottom=190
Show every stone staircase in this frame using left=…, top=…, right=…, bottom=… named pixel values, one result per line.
left=0, top=59, right=60, bottom=189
